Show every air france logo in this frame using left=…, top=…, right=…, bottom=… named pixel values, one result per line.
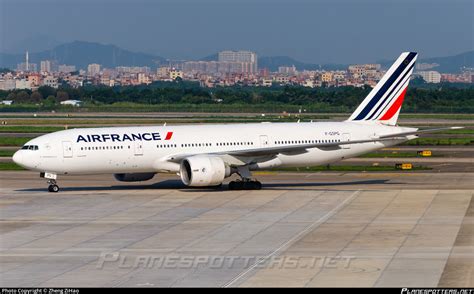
left=77, top=132, right=173, bottom=143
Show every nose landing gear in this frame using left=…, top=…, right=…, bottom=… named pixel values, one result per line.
left=41, top=172, right=59, bottom=193
left=47, top=180, right=60, bottom=193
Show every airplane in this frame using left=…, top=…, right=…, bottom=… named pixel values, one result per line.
left=12, top=52, right=462, bottom=192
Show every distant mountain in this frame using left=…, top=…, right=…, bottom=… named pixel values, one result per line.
left=2, top=35, right=62, bottom=54
left=198, top=54, right=346, bottom=71
left=1, top=41, right=472, bottom=73
left=0, top=41, right=166, bottom=69
left=417, top=51, right=473, bottom=73
left=378, top=51, right=474, bottom=73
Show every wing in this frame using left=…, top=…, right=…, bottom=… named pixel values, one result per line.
left=165, top=126, right=463, bottom=163
left=165, top=137, right=398, bottom=163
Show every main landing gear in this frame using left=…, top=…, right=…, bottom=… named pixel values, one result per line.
left=228, top=166, right=262, bottom=190
left=228, top=180, right=262, bottom=190
left=41, top=172, right=59, bottom=193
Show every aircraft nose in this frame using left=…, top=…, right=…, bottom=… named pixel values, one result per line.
left=12, top=151, right=23, bottom=166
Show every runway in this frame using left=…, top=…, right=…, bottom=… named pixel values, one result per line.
left=0, top=171, right=472, bottom=287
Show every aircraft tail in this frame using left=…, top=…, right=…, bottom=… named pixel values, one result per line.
left=347, top=52, right=417, bottom=126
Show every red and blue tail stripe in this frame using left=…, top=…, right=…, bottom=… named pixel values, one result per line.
left=348, top=52, right=417, bottom=125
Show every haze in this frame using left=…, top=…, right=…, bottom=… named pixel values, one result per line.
left=1, top=0, right=473, bottom=63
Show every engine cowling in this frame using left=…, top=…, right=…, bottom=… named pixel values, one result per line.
left=114, top=173, right=156, bottom=182
left=180, top=156, right=231, bottom=187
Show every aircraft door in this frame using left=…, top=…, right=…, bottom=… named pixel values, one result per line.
left=134, top=140, right=144, bottom=156
left=259, top=135, right=269, bottom=147
left=342, top=133, right=351, bottom=149
left=62, top=141, right=73, bottom=158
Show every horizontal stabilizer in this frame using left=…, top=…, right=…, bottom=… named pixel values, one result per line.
left=378, top=126, right=464, bottom=139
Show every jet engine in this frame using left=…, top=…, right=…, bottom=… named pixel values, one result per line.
left=180, top=156, right=231, bottom=186
left=114, top=172, right=156, bottom=182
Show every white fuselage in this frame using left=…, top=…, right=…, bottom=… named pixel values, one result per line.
left=13, top=122, right=414, bottom=175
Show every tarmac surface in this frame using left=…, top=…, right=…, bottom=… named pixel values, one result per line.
left=0, top=171, right=472, bottom=287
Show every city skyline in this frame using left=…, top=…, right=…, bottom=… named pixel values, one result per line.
left=2, top=47, right=471, bottom=94
left=1, top=0, right=473, bottom=64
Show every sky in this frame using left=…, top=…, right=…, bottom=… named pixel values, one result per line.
left=0, top=0, right=473, bottom=64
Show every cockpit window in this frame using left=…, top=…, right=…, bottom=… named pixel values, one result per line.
left=21, top=145, right=38, bottom=150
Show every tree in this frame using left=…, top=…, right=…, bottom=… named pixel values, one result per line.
left=30, top=92, right=43, bottom=103
left=37, top=86, right=56, bottom=99
left=44, top=95, right=57, bottom=107
left=6, top=92, right=16, bottom=101
left=15, top=91, right=30, bottom=103
left=56, top=91, right=69, bottom=102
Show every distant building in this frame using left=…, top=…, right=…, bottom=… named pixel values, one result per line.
left=416, top=63, right=439, bottom=71
left=15, top=79, right=32, bottom=89
left=116, top=66, right=150, bottom=74
left=441, top=72, right=473, bottom=83
left=157, top=67, right=171, bottom=78
left=0, top=79, right=16, bottom=91
left=40, top=60, right=52, bottom=73
left=183, top=61, right=218, bottom=74
left=17, top=50, right=37, bottom=72
left=27, top=73, right=42, bottom=87
left=348, top=64, right=380, bottom=78
left=99, top=76, right=111, bottom=86
left=261, top=78, right=273, bottom=87
left=17, top=62, right=37, bottom=72
left=321, top=72, right=333, bottom=82
left=43, top=76, right=59, bottom=88
left=278, top=65, right=297, bottom=75
left=274, top=76, right=290, bottom=84
left=138, top=73, right=151, bottom=84
left=169, top=69, right=183, bottom=80
left=216, top=61, right=255, bottom=74
left=418, top=71, right=441, bottom=83
left=332, top=71, right=346, bottom=81
left=58, top=64, right=77, bottom=73
left=303, top=79, right=315, bottom=88
left=259, top=68, right=270, bottom=77
left=87, top=63, right=101, bottom=76
left=218, top=50, right=258, bottom=74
